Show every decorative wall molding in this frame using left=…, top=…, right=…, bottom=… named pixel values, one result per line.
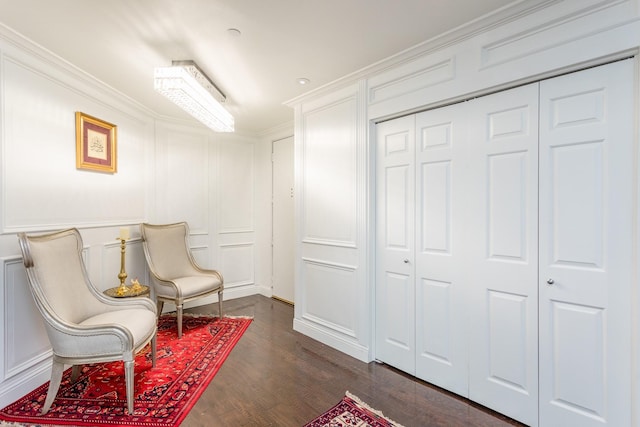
left=218, top=140, right=255, bottom=235
left=299, top=257, right=358, bottom=338
left=2, top=258, right=49, bottom=381
left=0, top=24, right=155, bottom=119
left=479, top=0, right=633, bottom=69
left=219, top=242, right=255, bottom=287
left=301, top=90, right=358, bottom=247
left=368, top=56, right=456, bottom=105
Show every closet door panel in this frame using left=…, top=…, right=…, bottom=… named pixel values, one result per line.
left=375, top=115, right=416, bottom=374
left=414, top=104, right=468, bottom=396
left=538, top=59, right=634, bottom=427
left=467, top=83, right=539, bottom=426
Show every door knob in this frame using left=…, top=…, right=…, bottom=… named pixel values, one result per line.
left=547, top=278, right=555, bottom=285
left=403, top=259, right=410, bottom=264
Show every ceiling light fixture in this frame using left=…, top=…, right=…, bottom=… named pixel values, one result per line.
left=154, top=60, right=234, bottom=132
left=297, top=77, right=310, bottom=85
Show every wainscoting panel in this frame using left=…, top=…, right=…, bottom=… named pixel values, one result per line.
left=2, top=259, right=49, bottom=380
left=301, top=93, right=358, bottom=248
left=219, top=139, right=255, bottom=234
left=300, top=258, right=358, bottom=338
left=219, top=242, right=254, bottom=289
left=157, top=129, right=211, bottom=233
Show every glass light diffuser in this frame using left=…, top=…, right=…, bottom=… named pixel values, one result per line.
left=154, top=61, right=234, bottom=132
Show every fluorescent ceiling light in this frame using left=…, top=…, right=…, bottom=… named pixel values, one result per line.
left=154, top=60, right=234, bottom=132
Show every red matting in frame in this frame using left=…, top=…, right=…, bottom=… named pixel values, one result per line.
left=75, top=112, right=117, bottom=173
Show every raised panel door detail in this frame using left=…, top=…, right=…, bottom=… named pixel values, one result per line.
left=487, top=151, right=528, bottom=261
left=487, top=290, right=528, bottom=393
left=420, top=121, right=452, bottom=150
left=552, top=90, right=604, bottom=128
left=385, top=131, right=410, bottom=155
left=550, top=141, right=603, bottom=269
left=384, top=272, right=413, bottom=351
left=385, top=165, right=411, bottom=250
left=420, top=161, right=451, bottom=254
left=417, top=278, right=452, bottom=364
left=550, top=301, right=605, bottom=421
left=488, top=106, right=530, bottom=140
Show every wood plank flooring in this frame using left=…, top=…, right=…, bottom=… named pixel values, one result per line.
left=182, top=295, right=525, bottom=427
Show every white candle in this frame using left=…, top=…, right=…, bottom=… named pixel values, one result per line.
left=119, top=227, right=130, bottom=240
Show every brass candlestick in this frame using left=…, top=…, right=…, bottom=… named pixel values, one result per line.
left=116, top=236, right=129, bottom=296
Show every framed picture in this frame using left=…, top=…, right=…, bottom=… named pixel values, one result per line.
left=75, top=112, right=117, bottom=173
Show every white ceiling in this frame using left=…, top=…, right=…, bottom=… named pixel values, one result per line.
left=0, top=0, right=534, bottom=134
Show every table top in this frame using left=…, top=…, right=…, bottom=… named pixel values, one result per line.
left=104, top=284, right=150, bottom=298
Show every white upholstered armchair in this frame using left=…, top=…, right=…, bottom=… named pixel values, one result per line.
left=140, top=222, right=224, bottom=338
left=17, top=228, right=157, bottom=415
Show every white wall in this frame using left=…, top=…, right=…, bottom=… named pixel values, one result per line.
left=0, top=24, right=275, bottom=406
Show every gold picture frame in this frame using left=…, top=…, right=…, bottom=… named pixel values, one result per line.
left=75, top=112, right=117, bottom=173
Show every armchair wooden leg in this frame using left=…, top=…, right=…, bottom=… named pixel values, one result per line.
left=156, top=300, right=164, bottom=319
left=177, top=304, right=183, bottom=338
left=42, top=359, right=65, bottom=414
left=124, top=360, right=134, bottom=414
left=71, top=364, right=82, bottom=382
left=218, top=290, right=223, bottom=318
left=151, top=334, right=157, bottom=368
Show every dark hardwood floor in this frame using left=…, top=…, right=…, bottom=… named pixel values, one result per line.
left=183, top=295, right=525, bottom=427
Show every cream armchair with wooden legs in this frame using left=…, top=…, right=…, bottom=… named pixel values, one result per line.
left=17, top=228, right=157, bottom=415
left=140, top=222, right=224, bottom=338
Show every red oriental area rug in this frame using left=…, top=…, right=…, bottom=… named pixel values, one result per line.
left=0, top=314, right=251, bottom=427
left=304, top=392, right=405, bottom=427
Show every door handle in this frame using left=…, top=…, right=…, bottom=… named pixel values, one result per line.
left=547, top=278, right=555, bottom=285
left=403, top=259, right=410, bottom=264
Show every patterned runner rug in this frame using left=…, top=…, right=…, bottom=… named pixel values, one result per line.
left=304, top=392, right=405, bottom=427
left=0, top=314, right=252, bottom=427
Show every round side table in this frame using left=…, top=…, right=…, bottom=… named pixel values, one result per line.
left=104, top=284, right=150, bottom=298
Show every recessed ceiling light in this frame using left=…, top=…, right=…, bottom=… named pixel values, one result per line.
left=297, top=78, right=310, bottom=85
left=227, top=28, right=241, bottom=37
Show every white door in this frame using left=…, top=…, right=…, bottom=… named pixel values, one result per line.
left=466, top=83, right=540, bottom=426
left=375, top=115, right=416, bottom=374
left=272, top=136, right=295, bottom=304
left=538, top=59, right=634, bottom=427
left=414, top=103, right=468, bottom=396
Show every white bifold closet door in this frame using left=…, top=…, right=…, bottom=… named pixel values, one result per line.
left=466, top=83, right=540, bottom=426
left=375, top=59, right=634, bottom=427
left=375, top=115, right=417, bottom=375
left=376, top=103, right=470, bottom=395
left=538, top=59, right=634, bottom=427
left=413, top=103, right=469, bottom=396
